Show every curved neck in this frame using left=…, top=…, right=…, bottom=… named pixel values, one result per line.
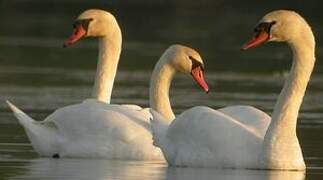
left=262, top=30, right=315, bottom=168
left=265, top=36, right=315, bottom=139
left=149, top=60, right=176, bottom=121
left=92, top=34, right=122, bottom=103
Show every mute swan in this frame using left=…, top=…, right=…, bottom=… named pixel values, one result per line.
left=150, top=10, right=314, bottom=170
left=6, top=9, right=146, bottom=160
left=7, top=10, right=208, bottom=159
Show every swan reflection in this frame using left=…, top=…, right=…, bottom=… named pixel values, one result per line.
left=13, top=158, right=304, bottom=180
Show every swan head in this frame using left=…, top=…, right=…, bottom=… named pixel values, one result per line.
left=162, top=44, right=209, bottom=93
left=63, top=9, right=120, bottom=47
left=242, top=10, right=312, bottom=49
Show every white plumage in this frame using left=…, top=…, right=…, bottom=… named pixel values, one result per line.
left=7, top=9, right=164, bottom=160
left=8, top=99, right=162, bottom=159
left=151, top=10, right=315, bottom=170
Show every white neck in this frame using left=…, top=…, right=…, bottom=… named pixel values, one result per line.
left=92, top=34, right=122, bottom=103
left=149, top=60, right=176, bottom=121
left=262, top=30, right=315, bottom=169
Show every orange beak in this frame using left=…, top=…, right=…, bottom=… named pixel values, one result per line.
left=242, top=31, right=270, bottom=50
left=63, top=24, right=87, bottom=47
left=191, top=66, right=209, bottom=93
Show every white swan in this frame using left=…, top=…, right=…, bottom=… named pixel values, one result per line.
left=6, top=9, right=165, bottom=160
left=150, top=10, right=315, bottom=170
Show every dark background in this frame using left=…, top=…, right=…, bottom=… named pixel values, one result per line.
left=0, top=0, right=322, bottom=73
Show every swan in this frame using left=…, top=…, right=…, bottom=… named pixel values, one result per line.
left=6, top=9, right=165, bottom=160
left=150, top=10, right=315, bottom=170
left=7, top=10, right=209, bottom=159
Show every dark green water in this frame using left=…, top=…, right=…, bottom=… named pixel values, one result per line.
left=0, top=1, right=322, bottom=179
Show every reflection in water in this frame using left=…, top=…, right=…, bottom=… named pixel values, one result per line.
left=13, top=159, right=166, bottom=180
left=11, top=158, right=305, bottom=180
left=167, top=167, right=305, bottom=180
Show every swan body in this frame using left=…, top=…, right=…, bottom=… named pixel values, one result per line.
left=150, top=106, right=265, bottom=168
left=7, top=9, right=164, bottom=160
left=218, top=106, right=271, bottom=137
left=8, top=99, right=161, bottom=159
left=151, top=10, right=315, bottom=170
left=151, top=106, right=270, bottom=168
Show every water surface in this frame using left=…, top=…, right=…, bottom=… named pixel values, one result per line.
left=0, top=1, right=323, bottom=179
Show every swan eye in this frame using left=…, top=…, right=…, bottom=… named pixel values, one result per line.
left=254, top=21, right=276, bottom=34
left=73, top=18, right=94, bottom=31
left=190, top=56, right=204, bottom=71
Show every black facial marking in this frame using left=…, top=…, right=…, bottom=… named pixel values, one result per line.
left=52, top=153, right=60, bottom=159
left=189, top=56, right=204, bottom=71
left=73, top=18, right=93, bottom=32
left=254, top=21, right=276, bottom=34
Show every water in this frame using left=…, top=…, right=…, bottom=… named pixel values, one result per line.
left=0, top=0, right=323, bottom=179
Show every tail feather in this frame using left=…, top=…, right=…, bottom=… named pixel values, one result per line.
left=149, top=109, right=169, bottom=147
left=6, top=100, right=36, bottom=126
left=6, top=100, right=59, bottom=156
